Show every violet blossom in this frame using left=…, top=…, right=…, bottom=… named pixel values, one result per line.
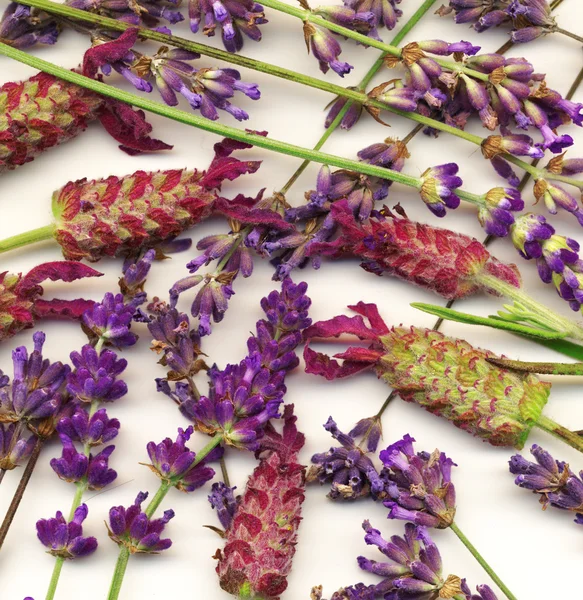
left=81, top=292, right=139, bottom=348
left=0, top=3, right=59, bottom=48
left=208, top=481, right=239, bottom=530
left=56, top=407, right=120, bottom=447
left=0, top=422, right=36, bottom=471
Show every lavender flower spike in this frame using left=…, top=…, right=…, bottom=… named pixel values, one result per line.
left=56, top=407, right=120, bottom=447
left=380, top=435, right=457, bottom=529
left=461, top=580, right=499, bottom=600
left=81, top=293, right=138, bottom=348
left=67, top=344, right=128, bottom=404
left=36, top=504, right=98, bottom=559
left=145, top=426, right=219, bottom=492
left=0, top=3, right=59, bottom=49
left=0, top=331, right=69, bottom=427
left=107, top=491, right=174, bottom=553
left=478, top=187, right=524, bottom=238
left=304, top=23, right=353, bottom=77
left=0, top=423, right=36, bottom=470
left=208, top=481, right=239, bottom=530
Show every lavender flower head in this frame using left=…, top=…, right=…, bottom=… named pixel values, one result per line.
left=66, top=0, right=184, bottom=26
left=380, top=435, right=457, bottom=529
left=188, top=0, right=267, bottom=52
left=81, top=292, right=138, bottom=348
left=308, top=416, right=385, bottom=501
left=67, top=345, right=128, bottom=404
left=208, top=481, right=239, bottom=530
left=0, top=331, right=69, bottom=427
left=51, top=435, right=117, bottom=490
left=0, top=422, right=36, bottom=470
left=342, top=0, right=402, bottom=31
left=107, top=491, right=174, bottom=553
left=303, top=22, right=353, bottom=77
left=355, top=521, right=463, bottom=598
left=57, top=406, right=120, bottom=447
left=0, top=3, right=59, bottom=48
left=145, top=426, right=220, bottom=492
left=418, top=164, right=462, bottom=217
left=120, top=249, right=156, bottom=304
left=36, top=504, right=97, bottom=559
left=477, top=187, right=524, bottom=238
left=461, top=580, right=499, bottom=600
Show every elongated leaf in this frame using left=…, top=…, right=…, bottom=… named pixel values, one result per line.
left=410, top=303, right=566, bottom=340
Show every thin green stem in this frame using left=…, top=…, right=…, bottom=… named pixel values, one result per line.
left=107, top=547, right=130, bottom=600
left=554, top=27, right=583, bottom=44
left=536, top=414, right=583, bottom=454
left=45, top=559, right=65, bottom=600
left=0, top=224, right=55, bottom=254
left=450, top=521, right=517, bottom=600
left=220, top=456, right=231, bottom=487
left=144, top=481, right=171, bottom=518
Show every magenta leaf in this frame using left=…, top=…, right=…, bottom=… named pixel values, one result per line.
left=20, top=262, right=102, bottom=294
left=82, top=29, right=139, bottom=79
left=34, top=298, right=96, bottom=320
left=303, top=314, right=378, bottom=342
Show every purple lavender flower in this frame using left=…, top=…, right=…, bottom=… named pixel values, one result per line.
left=145, top=426, right=219, bottom=492
left=51, top=435, right=117, bottom=489
left=461, top=580, right=499, bottom=600
left=477, top=187, right=524, bottom=237
left=0, top=332, right=69, bottom=426
left=509, top=444, right=583, bottom=519
left=260, top=278, right=312, bottom=336
left=481, top=134, right=544, bottom=160
left=325, top=95, right=364, bottom=130
left=380, top=435, right=457, bottom=529
left=57, top=407, right=120, bottom=447
left=36, top=504, right=97, bottom=559
left=534, top=179, right=583, bottom=226
left=67, top=345, right=128, bottom=404
left=188, top=0, right=267, bottom=52
left=82, top=293, right=138, bottom=348
left=120, top=249, right=156, bottom=304
left=343, top=0, right=402, bottom=31
left=107, top=491, right=174, bottom=553
left=308, top=417, right=385, bottom=501
left=208, top=481, right=239, bottom=530
left=314, top=6, right=376, bottom=37
left=355, top=521, right=457, bottom=598
left=304, top=23, right=353, bottom=77
left=66, top=0, right=183, bottom=26
left=418, top=164, right=462, bottom=217
left=511, top=213, right=583, bottom=310
left=0, top=3, right=59, bottom=48
left=0, top=423, right=36, bottom=470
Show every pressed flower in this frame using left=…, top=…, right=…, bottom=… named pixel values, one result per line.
left=81, top=293, right=139, bottom=348
left=67, top=345, right=128, bottom=403
left=0, top=332, right=70, bottom=429
left=107, top=491, right=175, bottom=553
left=308, top=416, right=385, bottom=501
left=311, top=202, right=521, bottom=300
left=36, top=504, right=97, bottom=559
left=303, top=302, right=552, bottom=448
left=380, top=435, right=457, bottom=529
left=215, top=405, right=306, bottom=600
left=145, top=426, right=220, bottom=492
left=0, top=262, right=101, bottom=342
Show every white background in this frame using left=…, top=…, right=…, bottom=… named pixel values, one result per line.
left=1, top=1, right=583, bottom=598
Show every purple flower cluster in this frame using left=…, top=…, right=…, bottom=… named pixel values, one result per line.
left=188, top=0, right=267, bottom=52
left=57, top=407, right=120, bottom=447
left=509, top=444, right=583, bottom=524
left=208, top=481, right=239, bottom=530
left=308, top=416, right=385, bottom=501
left=66, top=0, right=184, bottom=27
left=380, top=435, right=457, bottom=529
left=146, top=426, right=220, bottom=492
left=107, top=491, right=175, bottom=553
left=81, top=292, right=139, bottom=348
left=440, top=0, right=556, bottom=43
left=477, top=187, right=525, bottom=237
left=87, top=30, right=260, bottom=120
left=418, top=163, right=462, bottom=217
left=0, top=3, right=59, bottom=49
left=36, top=504, right=97, bottom=559
left=511, top=213, right=583, bottom=310
left=164, top=279, right=311, bottom=450
left=120, top=249, right=156, bottom=305
left=0, top=332, right=69, bottom=432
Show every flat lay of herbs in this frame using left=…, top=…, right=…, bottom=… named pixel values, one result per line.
left=0, top=0, right=582, bottom=597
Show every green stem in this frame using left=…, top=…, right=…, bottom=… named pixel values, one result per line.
left=107, top=547, right=130, bottom=600
left=487, top=357, right=583, bottom=375
left=45, top=559, right=65, bottom=600
left=450, top=521, right=517, bottom=600
left=0, top=224, right=55, bottom=254
left=536, top=413, right=583, bottom=454
left=475, top=273, right=583, bottom=341
left=554, top=27, right=583, bottom=44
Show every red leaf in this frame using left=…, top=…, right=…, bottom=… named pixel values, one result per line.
left=21, top=262, right=102, bottom=293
